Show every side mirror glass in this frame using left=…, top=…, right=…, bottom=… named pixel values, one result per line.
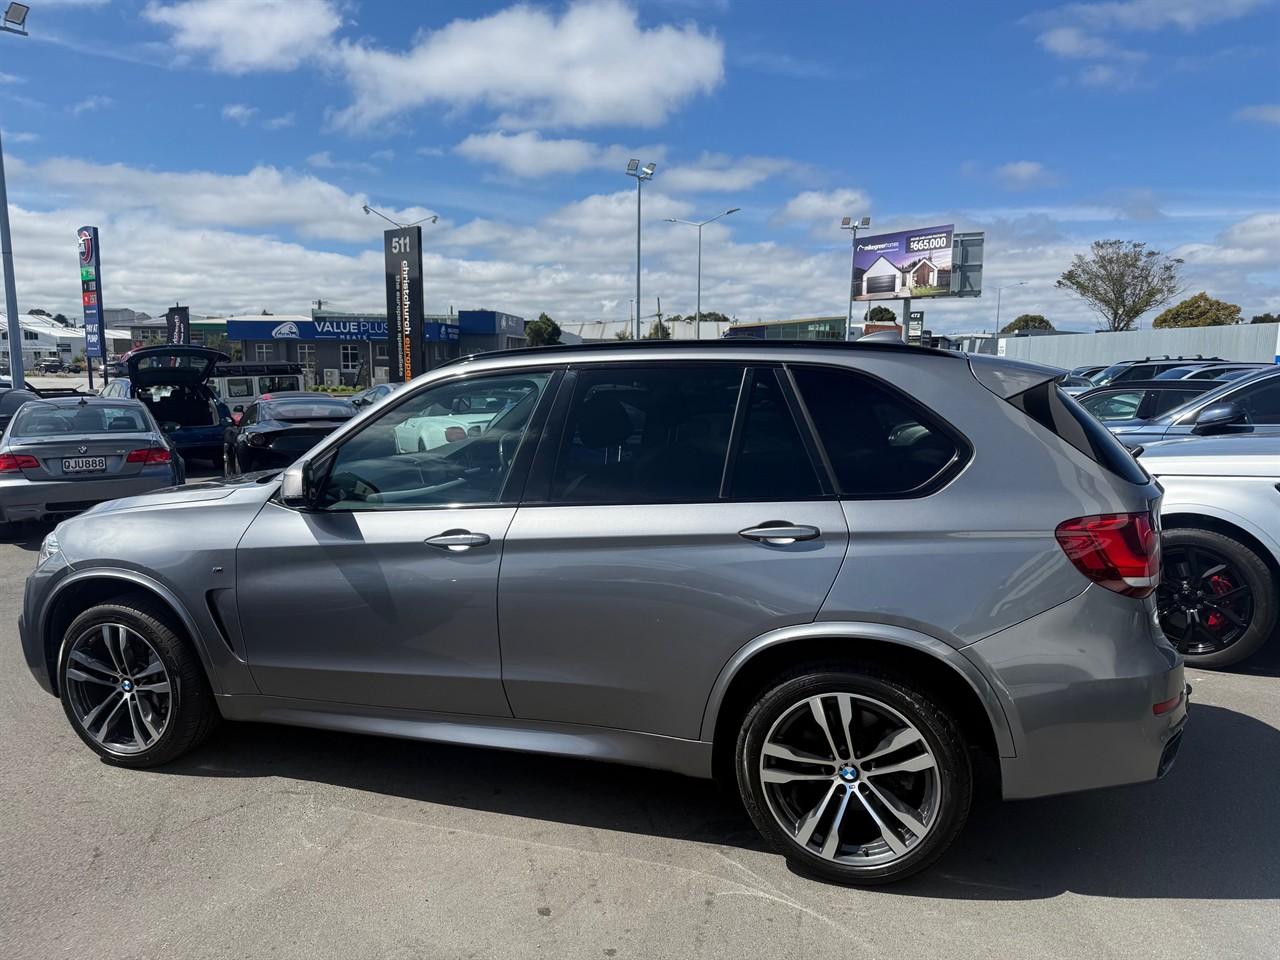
left=1192, top=400, right=1247, bottom=435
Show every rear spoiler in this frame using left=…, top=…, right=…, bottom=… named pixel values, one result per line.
left=26, top=386, right=88, bottom=399
left=967, top=354, right=1065, bottom=400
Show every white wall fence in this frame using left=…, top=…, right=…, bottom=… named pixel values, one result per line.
left=998, top=323, right=1280, bottom=369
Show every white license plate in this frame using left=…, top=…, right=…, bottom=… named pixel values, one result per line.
left=62, top=457, right=107, bottom=473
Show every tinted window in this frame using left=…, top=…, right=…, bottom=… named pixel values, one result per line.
left=791, top=365, right=962, bottom=496
left=1148, top=388, right=1205, bottom=416
left=264, top=399, right=354, bottom=420
left=1114, top=364, right=1158, bottom=382
left=1236, top=379, right=1280, bottom=424
left=12, top=403, right=149, bottom=436
left=260, top=376, right=301, bottom=393
left=549, top=365, right=741, bottom=504
left=1007, top=382, right=1149, bottom=484
left=727, top=369, right=822, bottom=500
left=319, top=372, right=550, bottom=510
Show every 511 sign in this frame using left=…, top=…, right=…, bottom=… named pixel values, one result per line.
left=383, top=226, right=425, bottom=383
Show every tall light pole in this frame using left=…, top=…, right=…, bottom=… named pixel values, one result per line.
left=625, top=159, right=656, bottom=340
left=840, top=215, right=871, bottom=341
left=995, top=280, right=1028, bottom=332
left=361, top=203, right=438, bottom=229
left=664, top=207, right=738, bottom=340
left=1, top=2, right=31, bottom=388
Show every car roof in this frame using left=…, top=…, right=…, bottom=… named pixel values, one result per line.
left=437, top=337, right=965, bottom=370
left=1081, top=379, right=1215, bottom=393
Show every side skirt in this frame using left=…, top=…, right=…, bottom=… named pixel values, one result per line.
left=215, top=694, right=715, bottom=779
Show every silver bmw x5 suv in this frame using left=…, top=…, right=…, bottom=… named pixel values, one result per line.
left=20, top=340, right=1188, bottom=884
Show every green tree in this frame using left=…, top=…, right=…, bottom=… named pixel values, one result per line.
left=1251, top=312, right=1279, bottom=324
left=614, top=326, right=633, bottom=340
left=866, top=305, right=898, bottom=325
left=52, top=313, right=70, bottom=326
left=28, top=307, right=50, bottom=317
left=644, top=318, right=672, bottom=339
left=1152, top=292, right=1243, bottom=329
left=1056, top=240, right=1183, bottom=331
left=1000, top=313, right=1054, bottom=334
left=525, top=312, right=562, bottom=346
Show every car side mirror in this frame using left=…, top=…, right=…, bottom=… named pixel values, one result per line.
left=280, top=460, right=312, bottom=508
left=160, top=420, right=182, bottom=434
left=1192, top=400, right=1247, bottom=435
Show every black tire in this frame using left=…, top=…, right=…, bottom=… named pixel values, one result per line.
left=1158, top=527, right=1276, bottom=669
left=736, top=664, right=972, bottom=885
left=57, top=601, right=218, bottom=768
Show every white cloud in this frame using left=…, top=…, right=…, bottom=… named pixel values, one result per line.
left=70, top=95, right=113, bottom=115
left=221, top=103, right=258, bottom=125
left=0, top=72, right=23, bottom=84
left=143, top=0, right=341, bottom=74
left=1037, top=26, right=1114, bottom=58
left=775, top=188, right=871, bottom=227
left=1060, top=0, right=1272, bottom=32
left=264, top=113, right=296, bottom=130
left=1, top=130, right=39, bottom=144
left=15, top=157, right=435, bottom=242
left=995, top=161, right=1055, bottom=190
left=1235, top=104, right=1280, bottom=125
left=305, top=151, right=380, bottom=175
left=454, top=130, right=661, bottom=177
left=417, top=146, right=446, bottom=158
left=331, top=1, right=723, bottom=131
left=1176, top=212, right=1280, bottom=266
left=662, top=153, right=794, bottom=193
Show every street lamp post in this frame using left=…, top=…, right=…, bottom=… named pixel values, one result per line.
left=664, top=208, right=739, bottom=340
left=625, top=159, right=656, bottom=340
left=995, top=280, right=1028, bottom=332
left=1, top=2, right=32, bottom=388
left=840, top=215, right=871, bottom=341
left=361, top=203, right=438, bottom=229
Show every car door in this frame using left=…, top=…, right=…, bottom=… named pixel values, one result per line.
left=498, top=363, right=849, bottom=740
left=234, top=367, right=561, bottom=714
left=1161, top=375, right=1280, bottom=441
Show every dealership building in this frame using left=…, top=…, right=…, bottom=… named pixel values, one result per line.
left=219, top=308, right=526, bottom=387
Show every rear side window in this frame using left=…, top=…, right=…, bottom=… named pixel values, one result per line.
left=726, top=369, right=822, bottom=500
left=790, top=365, right=963, bottom=497
left=1007, top=382, right=1149, bottom=484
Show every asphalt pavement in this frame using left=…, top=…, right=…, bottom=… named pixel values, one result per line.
left=1, top=504, right=1277, bottom=959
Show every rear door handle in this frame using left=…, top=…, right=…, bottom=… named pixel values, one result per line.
left=738, top=523, right=821, bottom=545
left=425, top=530, right=491, bottom=551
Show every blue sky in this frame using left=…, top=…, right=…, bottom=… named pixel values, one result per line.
left=1, top=0, right=1278, bottom=331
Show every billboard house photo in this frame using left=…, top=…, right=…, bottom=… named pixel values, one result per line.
left=853, top=224, right=954, bottom=301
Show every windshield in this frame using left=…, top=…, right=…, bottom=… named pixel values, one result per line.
left=11, top=403, right=150, bottom=436
left=1089, top=363, right=1129, bottom=386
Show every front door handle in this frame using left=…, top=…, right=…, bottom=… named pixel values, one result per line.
left=425, top=530, right=491, bottom=552
left=738, top=523, right=821, bottom=545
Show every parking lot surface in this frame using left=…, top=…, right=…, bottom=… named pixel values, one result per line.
left=1, top=505, right=1277, bottom=960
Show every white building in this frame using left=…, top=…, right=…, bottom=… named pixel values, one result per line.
left=0, top=313, right=130, bottom=368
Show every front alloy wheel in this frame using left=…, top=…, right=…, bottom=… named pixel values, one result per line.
left=738, top=667, right=971, bottom=885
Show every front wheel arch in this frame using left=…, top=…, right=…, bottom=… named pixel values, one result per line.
left=44, top=575, right=209, bottom=698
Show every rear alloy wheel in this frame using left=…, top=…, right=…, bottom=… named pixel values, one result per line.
left=737, top=666, right=971, bottom=885
left=1157, top=528, right=1276, bottom=668
left=58, top=602, right=218, bottom=767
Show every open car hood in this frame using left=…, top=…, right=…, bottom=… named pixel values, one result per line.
left=124, top=345, right=229, bottom=387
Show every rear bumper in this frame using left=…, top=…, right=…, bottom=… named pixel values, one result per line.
left=0, top=474, right=176, bottom=523
left=964, top=586, right=1188, bottom=800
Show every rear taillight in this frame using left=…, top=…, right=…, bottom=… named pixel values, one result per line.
left=0, top=453, right=39, bottom=472
left=1055, top=512, right=1160, bottom=598
left=126, top=448, right=172, bottom=464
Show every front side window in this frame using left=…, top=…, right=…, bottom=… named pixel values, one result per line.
left=548, top=364, right=742, bottom=504
left=791, top=365, right=962, bottom=497
left=1236, top=379, right=1280, bottom=424
left=318, top=372, right=552, bottom=510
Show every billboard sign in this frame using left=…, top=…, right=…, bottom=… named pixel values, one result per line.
left=853, top=224, right=954, bottom=301
left=76, top=226, right=105, bottom=360
left=383, top=226, right=425, bottom=383
left=225, top=316, right=390, bottom=341
left=165, top=305, right=190, bottom=345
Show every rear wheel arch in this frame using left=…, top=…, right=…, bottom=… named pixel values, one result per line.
left=44, top=573, right=210, bottom=697
left=705, top=630, right=1006, bottom=793
left=1162, top=512, right=1280, bottom=581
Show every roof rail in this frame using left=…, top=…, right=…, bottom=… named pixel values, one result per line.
left=436, top=337, right=963, bottom=370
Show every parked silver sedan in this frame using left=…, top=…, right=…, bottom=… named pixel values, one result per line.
left=0, top=397, right=182, bottom=529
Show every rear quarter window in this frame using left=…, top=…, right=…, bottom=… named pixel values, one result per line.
left=790, top=365, right=966, bottom=497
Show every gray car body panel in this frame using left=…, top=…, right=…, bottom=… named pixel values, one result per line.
left=21, top=342, right=1183, bottom=801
